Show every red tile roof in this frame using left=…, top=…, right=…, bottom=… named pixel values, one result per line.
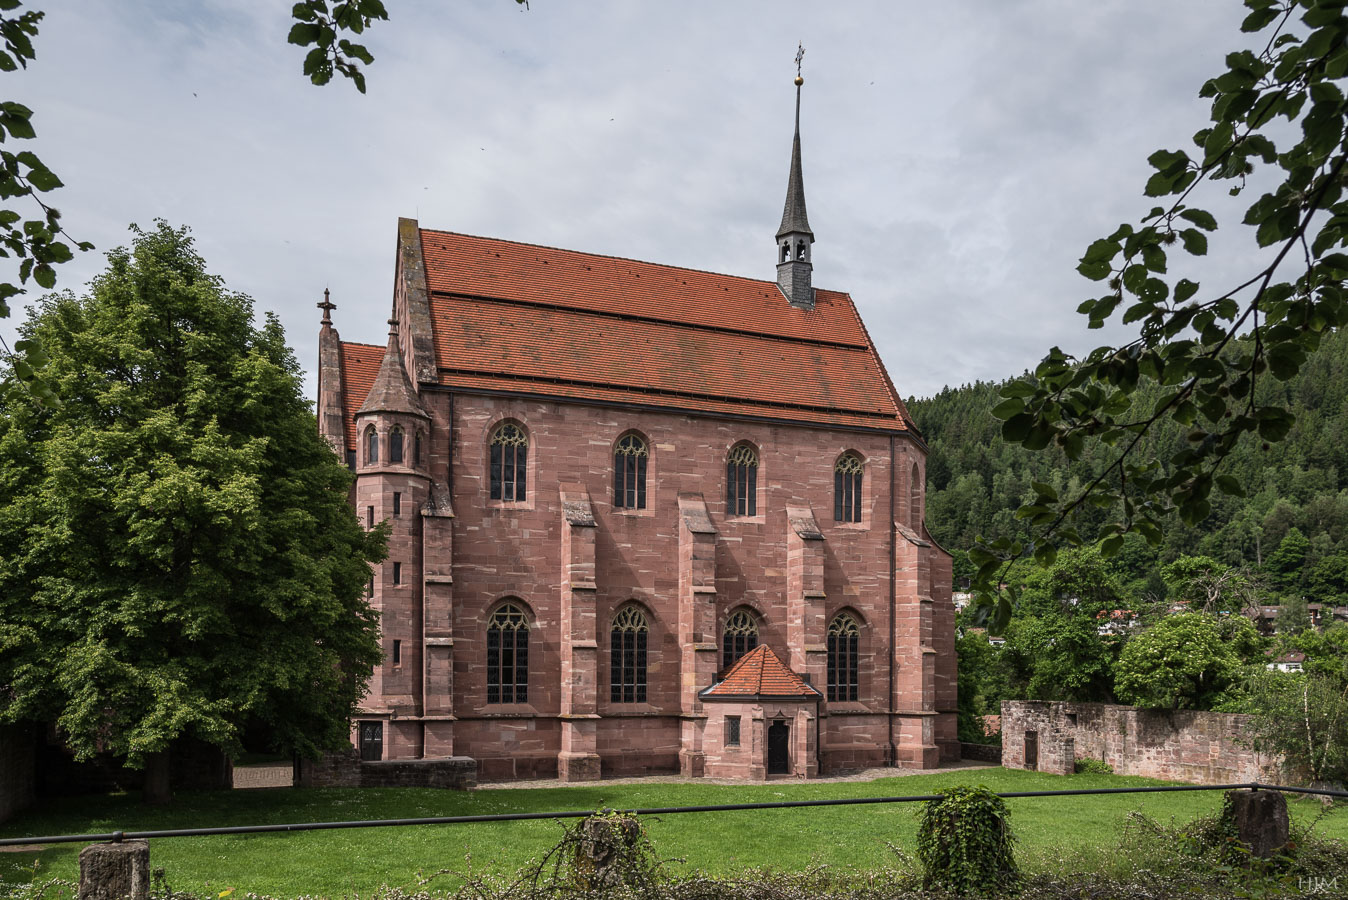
left=701, top=644, right=821, bottom=700
left=418, top=230, right=911, bottom=432
left=339, top=341, right=383, bottom=451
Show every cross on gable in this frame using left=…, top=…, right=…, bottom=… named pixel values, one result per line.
left=318, top=288, right=336, bottom=323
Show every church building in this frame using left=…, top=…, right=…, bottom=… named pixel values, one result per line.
left=315, top=75, right=958, bottom=781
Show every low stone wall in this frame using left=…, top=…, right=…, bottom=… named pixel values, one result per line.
left=1001, top=700, right=1280, bottom=784
left=959, top=741, right=1002, bottom=764
left=0, top=723, right=36, bottom=824
left=296, top=749, right=477, bottom=789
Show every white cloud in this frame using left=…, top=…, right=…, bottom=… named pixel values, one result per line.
left=0, top=0, right=1263, bottom=402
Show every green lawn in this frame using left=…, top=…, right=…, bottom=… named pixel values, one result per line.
left=3, top=768, right=1345, bottom=898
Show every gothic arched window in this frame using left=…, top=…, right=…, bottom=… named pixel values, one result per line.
left=827, top=613, right=860, bottom=701
left=389, top=427, right=404, bottom=464
left=610, top=606, right=649, bottom=703
left=722, top=608, right=759, bottom=670
left=414, top=430, right=423, bottom=466
left=835, top=453, right=863, bottom=523
left=364, top=426, right=378, bottom=465
left=910, top=462, right=923, bottom=528
left=726, top=443, right=758, bottom=516
left=490, top=423, right=528, bottom=501
left=486, top=601, right=529, bottom=703
left=614, top=433, right=648, bottom=510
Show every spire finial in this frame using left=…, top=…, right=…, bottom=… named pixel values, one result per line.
left=776, top=47, right=815, bottom=310
left=318, top=288, right=336, bottom=325
left=387, top=317, right=399, bottom=337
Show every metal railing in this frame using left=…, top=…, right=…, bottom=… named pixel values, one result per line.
left=2, top=781, right=1344, bottom=847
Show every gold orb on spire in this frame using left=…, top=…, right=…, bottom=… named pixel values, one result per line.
left=795, top=75, right=804, bottom=86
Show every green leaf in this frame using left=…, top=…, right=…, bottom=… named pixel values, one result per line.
left=1174, top=278, right=1200, bottom=302
left=25, top=168, right=61, bottom=192
left=1141, top=244, right=1167, bottom=273
left=989, top=597, right=1013, bottom=636
left=1241, top=5, right=1280, bottom=32
left=1178, top=208, right=1218, bottom=231
left=1002, top=413, right=1034, bottom=443
left=990, top=398, right=1024, bottom=421
left=287, top=22, right=321, bottom=46
left=1179, top=228, right=1208, bottom=255
left=1214, top=474, right=1246, bottom=498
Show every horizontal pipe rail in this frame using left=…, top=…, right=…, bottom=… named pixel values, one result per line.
left=2, top=781, right=1344, bottom=848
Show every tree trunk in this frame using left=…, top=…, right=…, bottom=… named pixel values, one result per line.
left=142, top=751, right=172, bottom=805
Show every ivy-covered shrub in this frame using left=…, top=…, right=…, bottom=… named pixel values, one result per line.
left=1074, top=757, right=1114, bottom=775
left=916, top=784, right=1019, bottom=896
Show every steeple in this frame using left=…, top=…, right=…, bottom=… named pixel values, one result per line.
left=776, top=44, right=815, bottom=311
left=358, top=318, right=428, bottom=418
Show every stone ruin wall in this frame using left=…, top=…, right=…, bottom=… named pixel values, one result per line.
left=1001, top=700, right=1281, bottom=784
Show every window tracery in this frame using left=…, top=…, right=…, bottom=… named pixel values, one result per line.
left=614, top=433, right=649, bottom=510
left=490, top=423, right=528, bottom=501
left=610, top=606, right=649, bottom=703
left=487, top=602, right=529, bottom=703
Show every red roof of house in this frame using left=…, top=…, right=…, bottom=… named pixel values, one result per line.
left=417, top=230, right=911, bottom=432
left=701, top=644, right=821, bottom=700
left=339, top=341, right=383, bottom=451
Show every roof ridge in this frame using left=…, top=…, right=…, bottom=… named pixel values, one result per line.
left=420, top=227, right=850, bottom=296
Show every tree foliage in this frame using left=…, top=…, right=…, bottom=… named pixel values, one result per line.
left=960, top=0, right=1348, bottom=630
left=913, top=326, right=1348, bottom=609
left=1246, top=667, right=1348, bottom=785
left=0, top=222, right=384, bottom=770
left=1113, top=613, right=1247, bottom=709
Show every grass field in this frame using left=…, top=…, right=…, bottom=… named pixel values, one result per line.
left=3, top=768, right=1346, bottom=898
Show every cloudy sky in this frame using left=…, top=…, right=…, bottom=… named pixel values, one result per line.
left=0, top=1, right=1259, bottom=402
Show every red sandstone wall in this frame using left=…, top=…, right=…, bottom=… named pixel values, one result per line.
left=354, top=382, right=956, bottom=776
left=1001, top=701, right=1280, bottom=784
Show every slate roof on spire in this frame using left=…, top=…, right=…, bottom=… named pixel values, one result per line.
left=776, top=86, right=813, bottom=240
left=357, top=324, right=428, bottom=418
left=700, top=644, right=822, bottom=701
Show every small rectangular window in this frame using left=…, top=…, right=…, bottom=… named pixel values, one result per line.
left=367, top=505, right=374, bottom=529
left=346, top=449, right=356, bottom=470
left=393, top=492, right=401, bottom=516
left=726, top=716, right=741, bottom=747
left=368, top=575, right=374, bottom=597
left=392, top=639, right=402, bottom=666
left=393, top=562, right=401, bottom=585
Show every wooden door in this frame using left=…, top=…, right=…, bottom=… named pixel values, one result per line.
left=767, top=721, right=790, bottom=774
left=1025, top=730, right=1038, bottom=770
left=359, top=721, right=383, bottom=761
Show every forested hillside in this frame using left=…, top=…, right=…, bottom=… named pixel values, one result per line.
left=908, top=329, right=1348, bottom=602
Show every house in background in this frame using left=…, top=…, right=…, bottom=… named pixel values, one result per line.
left=314, top=77, right=957, bottom=781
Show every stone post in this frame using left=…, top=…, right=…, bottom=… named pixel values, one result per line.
left=1228, top=789, right=1290, bottom=859
left=79, top=840, right=149, bottom=900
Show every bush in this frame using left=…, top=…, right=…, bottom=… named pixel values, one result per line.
left=1074, top=757, right=1114, bottom=775
left=916, top=784, right=1019, bottom=897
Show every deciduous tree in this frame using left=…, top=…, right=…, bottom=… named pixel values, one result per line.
left=1114, top=613, right=1246, bottom=709
left=0, top=222, right=384, bottom=802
